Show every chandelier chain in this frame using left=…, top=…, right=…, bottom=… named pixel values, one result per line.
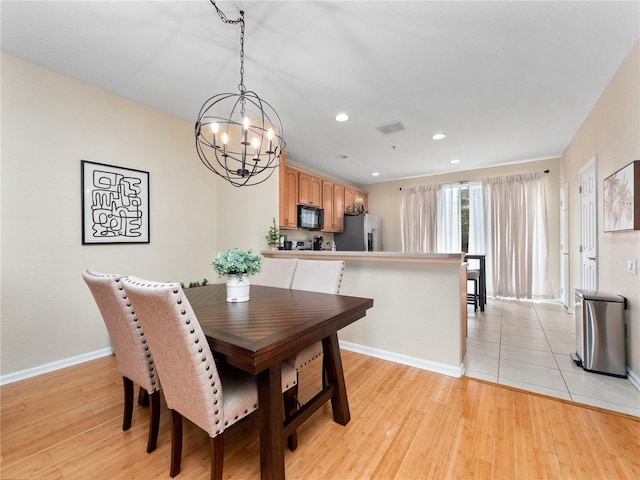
left=239, top=15, right=245, bottom=94
left=209, top=1, right=245, bottom=95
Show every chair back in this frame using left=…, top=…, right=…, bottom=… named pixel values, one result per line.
left=291, top=259, right=345, bottom=294
left=252, top=257, right=298, bottom=288
left=82, top=270, right=159, bottom=394
left=121, top=277, right=228, bottom=437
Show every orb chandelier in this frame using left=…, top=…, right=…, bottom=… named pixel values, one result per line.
left=195, top=0, right=286, bottom=187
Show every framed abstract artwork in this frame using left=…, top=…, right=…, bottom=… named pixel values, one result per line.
left=81, top=160, right=150, bottom=244
left=603, top=160, right=639, bottom=232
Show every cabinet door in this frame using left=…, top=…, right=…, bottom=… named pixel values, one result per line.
left=333, top=184, right=345, bottom=232
left=279, top=166, right=298, bottom=229
left=322, top=182, right=345, bottom=232
left=360, top=191, right=368, bottom=212
left=299, top=172, right=322, bottom=206
left=322, top=181, right=335, bottom=232
left=345, top=188, right=367, bottom=214
left=344, top=188, right=355, bottom=213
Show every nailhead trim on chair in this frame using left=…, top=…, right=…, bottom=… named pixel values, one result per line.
left=86, top=271, right=160, bottom=392
left=169, top=284, right=259, bottom=435
left=295, top=351, right=323, bottom=372
left=123, top=277, right=264, bottom=438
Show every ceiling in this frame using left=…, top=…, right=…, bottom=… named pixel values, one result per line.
left=2, top=1, right=639, bottom=186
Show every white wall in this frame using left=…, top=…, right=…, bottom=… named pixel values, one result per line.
left=561, top=41, right=640, bottom=375
left=0, top=53, right=278, bottom=376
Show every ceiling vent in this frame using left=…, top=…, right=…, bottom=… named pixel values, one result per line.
left=376, top=121, right=405, bottom=135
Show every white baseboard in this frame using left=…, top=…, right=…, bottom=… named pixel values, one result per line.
left=5, top=343, right=635, bottom=393
left=339, top=340, right=464, bottom=378
left=627, top=367, right=640, bottom=392
left=0, top=348, right=114, bottom=386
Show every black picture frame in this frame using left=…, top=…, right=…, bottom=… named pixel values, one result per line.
left=81, top=160, right=150, bottom=244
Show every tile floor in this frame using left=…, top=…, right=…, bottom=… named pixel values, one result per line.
left=464, top=297, right=640, bottom=417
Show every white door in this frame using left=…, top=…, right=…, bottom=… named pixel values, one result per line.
left=560, top=183, right=571, bottom=308
left=579, top=157, right=598, bottom=291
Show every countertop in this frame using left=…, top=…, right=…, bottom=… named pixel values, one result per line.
left=261, top=250, right=464, bottom=264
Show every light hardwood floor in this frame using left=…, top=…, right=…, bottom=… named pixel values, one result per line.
left=2, top=351, right=639, bottom=479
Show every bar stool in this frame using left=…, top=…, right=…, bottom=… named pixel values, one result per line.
left=467, top=269, right=480, bottom=312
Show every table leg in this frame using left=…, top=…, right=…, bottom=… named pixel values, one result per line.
left=258, top=364, right=285, bottom=480
left=322, top=333, right=350, bottom=425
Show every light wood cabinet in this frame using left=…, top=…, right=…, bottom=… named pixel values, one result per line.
left=298, top=172, right=322, bottom=206
left=344, top=188, right=368, bottom=214
left=278, top=155, right=364, bottom=231
left=279, top=160, right=298, bottom=229
left=322, top=181, right=345, bottom=232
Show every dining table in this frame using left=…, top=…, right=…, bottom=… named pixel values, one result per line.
left=184, top=283, right=374, bottom=480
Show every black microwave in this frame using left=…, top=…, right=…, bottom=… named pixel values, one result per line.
left=298, top=204, right=324, bottom=230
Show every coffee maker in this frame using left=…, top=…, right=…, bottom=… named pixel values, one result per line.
left=313, top=235, right=323, bottom=251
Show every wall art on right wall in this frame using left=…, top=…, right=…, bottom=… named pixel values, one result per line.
left=603, top=160, right=639, bottom=232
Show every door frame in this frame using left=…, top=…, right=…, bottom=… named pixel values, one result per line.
left=560, top=182, right=571, bottom=310
left=578, top=156, right=598, bottom=291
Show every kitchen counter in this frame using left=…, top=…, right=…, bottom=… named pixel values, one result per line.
left=262, top=250, right=467, bottom=377
left=262, top=250, right=462, bottom=264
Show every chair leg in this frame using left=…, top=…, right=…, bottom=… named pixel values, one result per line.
left=210, top=435, right=224, bottom=480
left=138, top=386, right=149, bottom=406
left=284, top=385, right=299, bottom=451
left=170, top=410, right=183, bottom=478
left=474, top=279, right=479, bottom=312
left=147, top=391, right=161, bottom=453
left=122, top=377, right=134, bottom=431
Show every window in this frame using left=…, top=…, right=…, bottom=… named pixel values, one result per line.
left=437, top=183, right=475, bottom=254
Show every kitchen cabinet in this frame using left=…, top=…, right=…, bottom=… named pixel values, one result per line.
left=344, top=188, right=368, bottom=214
left=322, top=181, right=345, bottom=232
left=278, top=155, right=365, bottom=231
left=279, top=161, right=298, bottom=229
left=298, top=172, right=322, bottom=206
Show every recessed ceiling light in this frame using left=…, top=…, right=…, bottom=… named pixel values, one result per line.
left=337, top=154, right=348, bottom=160
left=432, top=133, right=446, bottom=140
left=335, top=113, right=349, bottom=122
left=372, top=172, right=380, bottom=176
left=451, top=159, right=460, bottom=164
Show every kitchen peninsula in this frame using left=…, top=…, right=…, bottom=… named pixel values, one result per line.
left=262, top=250, right=467, bottom=377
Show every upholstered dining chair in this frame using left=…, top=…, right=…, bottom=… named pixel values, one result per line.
left=251, top=257, right=298, bottom=288
left=286, top=259, right=346, bottom=450
left=82, top=269, right=161, bottom=454
left=121, top=276, right=298, bottom=480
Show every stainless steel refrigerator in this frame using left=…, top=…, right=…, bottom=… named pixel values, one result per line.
left=334, top=214, right=382, bottom=251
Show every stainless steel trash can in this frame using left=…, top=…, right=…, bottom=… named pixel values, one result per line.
left=572, top=290, right=627, bottom=378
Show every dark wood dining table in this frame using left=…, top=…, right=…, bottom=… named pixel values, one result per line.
left=184, top=283, right=374, bottom=480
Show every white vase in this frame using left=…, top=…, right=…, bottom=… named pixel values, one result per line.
left=226, top=274, right=250, bottom=303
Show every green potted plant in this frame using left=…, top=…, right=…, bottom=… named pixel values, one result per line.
left=265, top=217, right=280, bottom=250
left=211, top=247, right=262, bottom=302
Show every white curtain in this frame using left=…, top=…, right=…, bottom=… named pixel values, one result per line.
left=483, top=172, right=553, bottom=299
left=467, top=182, right=485, bottom=255
left=400, top=184, right=440, bottom=252
left=437, top=183, right=461, bottom=253
left=467, top=181, right=485, bottom=271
